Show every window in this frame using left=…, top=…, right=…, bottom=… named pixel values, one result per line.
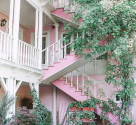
left=113, top=93, right=121, bottom=103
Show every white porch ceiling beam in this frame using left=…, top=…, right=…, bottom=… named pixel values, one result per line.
left=15, top=80, right=22, bottom=93
left=29, top=82, right=33, bottom=90
left=0, top=76, right=7, bottom=92
left=42, top=6, right=58, bottom=23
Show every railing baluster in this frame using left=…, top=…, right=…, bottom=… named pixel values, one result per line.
left=25, top=45, right=28, bottom=65
left=17, top=40, right=20, bottom=64
left=52, top=44, right=54, bottom=64
left=6, top=35, right=9, bottom=60
left=76, top=70, right=78, bottom=91
left=21, top=42, right=23, bottom=64
left=94, top=82, right=96, bottom=98
left=66, top=74, right=67, bottom=84
left=58, top=40, right=61, bottom=61
left=88, top=77, right=90, bottom=99
left=9, top=37, right=12, bottom=61
left=106, top=89, right=108, bottom=102
left=0, top=33, right=3, bottom=58
left=27, top=46, right=30, bottom=66
left=82, top=74, right=84, bottom=95
left=51, top=50, right=53, bottom=65
left=64, top=43, right=66, bottom=58
left=3, top=34, right=6, bottom=59
left=23, top=42, right=25, bottom=64
left=71, top=71, right=73, bottom=87
left=46, top=47, right=49, bottom=68
left=100, top=84, right=102, bottom=100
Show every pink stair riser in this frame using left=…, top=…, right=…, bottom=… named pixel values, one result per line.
left=82, top=107, right=94, bottom=111
left=82, top=118, right=94, bottom=122
left=69, top=107, right=81, bottom=111
left=40, top=53, right=79, bottom=81
left=52, top=80, right=87, bottom=101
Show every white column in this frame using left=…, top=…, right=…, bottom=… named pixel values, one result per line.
left=12, top=0, right=21, bottom=62
left=54, top=23, right=59, bottom=43
left=34, top=82, right=39, bottom=98
left=35, top=9, right=39, bottom=48
left=54, top=23, right=60, bottom=62
left=38, top=8, right=43, bottom=69
left=53, top=86, right=57, bottom=125
left=9, top=0, right=14, bottom=36
left=7, top=77, right=16, bottom=117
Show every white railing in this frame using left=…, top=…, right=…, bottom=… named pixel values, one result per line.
left=0, top=31, right=13, bottom=61
left=64, top=69, right=115, bottom=101
left=49, top=0, right=72, bottom=10
left=42, top=39, right=73, bottom=69
left=17, top=40, right=39, bottom=68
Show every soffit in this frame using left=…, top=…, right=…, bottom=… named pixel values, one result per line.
left=52, top=14, right=79, bottom=28
left=0, top=0, right=54, bottom=28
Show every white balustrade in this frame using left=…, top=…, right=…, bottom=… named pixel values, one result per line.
left=42, top=39, right=72, bottom=69
left=63, top=69, right=114, bottom=102
left=0, top=31, right=13, bottom=61
left=18, top=40, right=39, bottom=68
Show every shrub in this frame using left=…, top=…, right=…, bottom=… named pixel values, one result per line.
left=10, top=106, right=39, bottom=125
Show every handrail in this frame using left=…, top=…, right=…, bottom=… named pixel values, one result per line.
left=42, top=40, right=60, bottom=52
left=64, top=68, right=114, bottom=101
left=76, top=69, right=113, bottom=93
left=0, top=30, right=14, bottom=39
left=18, top=40, right=39, bottom=50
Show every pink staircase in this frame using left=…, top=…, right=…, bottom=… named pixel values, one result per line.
left=52, top=70, right=119, bottom=125
left=40, top=39, right=106, bottom=84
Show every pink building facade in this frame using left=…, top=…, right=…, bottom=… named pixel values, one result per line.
left=0, top=0, right=135, bottom=125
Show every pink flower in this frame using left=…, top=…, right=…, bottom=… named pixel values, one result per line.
left=28, top=122, right=30, bottom=124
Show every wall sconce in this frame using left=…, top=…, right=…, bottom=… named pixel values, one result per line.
left=1, top=19, right=7, bottom=27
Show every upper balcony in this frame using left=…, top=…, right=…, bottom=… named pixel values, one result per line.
left=0, top=0, right=56, bottom=72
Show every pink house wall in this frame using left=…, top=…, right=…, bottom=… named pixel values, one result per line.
left=26, top=22, right=67, bottom=46
left=0, top=83, right=5, bottom=101
left=0, top=11, right=29, bottom=44
left=0, top=11, right=9, bottom=33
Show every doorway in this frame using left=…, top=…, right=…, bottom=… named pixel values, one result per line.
left=42, top=31, right=50, bottom=68
left=61, top=32, right=71, bottom=58
left=42, top=35, right=47, bottom=64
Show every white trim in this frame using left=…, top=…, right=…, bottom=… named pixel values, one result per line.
left=53, top=86, right=57, bottom=125
left=29, top=82, right=33, bottom=90
left=6, top=20, right=9, bottom=34
left=0, top=76, right=7, bottom=92
left=42, top=30, right=50, bottom=47
left=19, top=28, right=23, bottom=41
left=30, top=32, right=35, bottom=47
left=15, top=80, right=22, bottom=93
left=42, top=30, right=50, bottom=69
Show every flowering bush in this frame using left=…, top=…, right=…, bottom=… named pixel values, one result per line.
left=10, top=106, right=39, bottom=125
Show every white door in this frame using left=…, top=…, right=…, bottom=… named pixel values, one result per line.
left=42, top=35, right=47, bottom=65
left=19, top=28, right=23, bottom=41
left=30, top=32, right=35, bottom=47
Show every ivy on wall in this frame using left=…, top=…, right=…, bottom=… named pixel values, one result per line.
left=63, top=0, right=136, bottom=124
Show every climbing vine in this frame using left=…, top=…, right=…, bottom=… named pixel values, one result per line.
left=64, top=0, right=136, bottom=124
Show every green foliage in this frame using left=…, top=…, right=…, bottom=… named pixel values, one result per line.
left=11, top=106, right=39, bottom=125
left=0, top=92, right=16, bottom=125
left=81, top=99, right=96, bottom=108
left=29, top=89, right=52, bottom=125
left=64, top=0, right=136, bottom=124
left=68, top=101, right=81, bottom=109
left=68, top=111, right=95, bottom=125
